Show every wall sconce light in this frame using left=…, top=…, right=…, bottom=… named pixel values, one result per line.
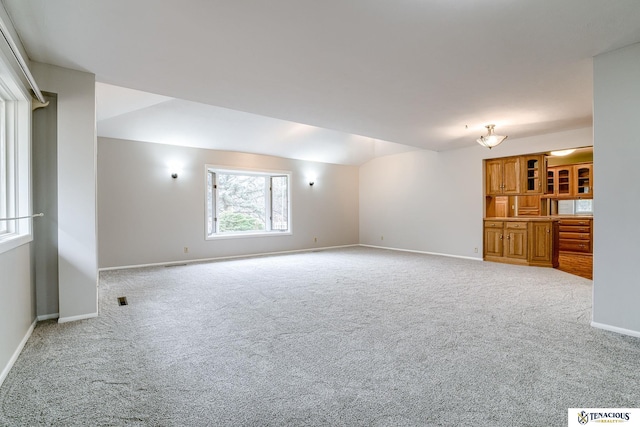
left=309, top=181, right=314, bottom=186
left=168, top=161, right=182, bottom=179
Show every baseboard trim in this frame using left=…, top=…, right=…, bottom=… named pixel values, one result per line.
left=359, top=244, right=483, bottom=261
left=58, top=312, right=98, bottom=324
left=37, top=313, right=59, bottom=321
left=591, top=321, right=640, bottom=339
left=98, top=244, right=359, bottom=272
left=0, top=318, right=36, bottom=388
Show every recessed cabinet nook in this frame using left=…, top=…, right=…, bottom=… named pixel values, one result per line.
left=483, top=147, right=593, bottom=277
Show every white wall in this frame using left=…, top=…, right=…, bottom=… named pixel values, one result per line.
left=97, top=138, right=359, bottom=268
left=359, top=127, right=593, bottom=258
left=31, top=62, right=98, bottom=323
left=0, top=244, right=35, bottom=385
left=0, top=4, right=36, bottom=386
left=592, top=42, right=640, bottom=336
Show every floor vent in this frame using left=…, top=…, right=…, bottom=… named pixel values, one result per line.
left=117, top=296, right=128, bottom=306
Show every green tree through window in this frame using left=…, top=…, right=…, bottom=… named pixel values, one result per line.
left=207, top=168, right=290, bottom=236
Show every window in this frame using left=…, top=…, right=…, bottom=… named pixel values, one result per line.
left=206, top=167, right=290, bottom=238
left=0, top=99, right=7, bottom=235
left=0, top=49, right=32, bottom=254
left=575, top=199, right=593, bottom=215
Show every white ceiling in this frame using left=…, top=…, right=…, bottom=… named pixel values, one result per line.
left=95, top=82, right=418, bottom=164
left=4, top=1, right=640, bottom=164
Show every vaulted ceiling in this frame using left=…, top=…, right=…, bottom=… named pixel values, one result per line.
left=4, top=1, right=640, bottom=164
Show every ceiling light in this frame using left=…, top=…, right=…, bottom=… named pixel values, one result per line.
left=477, top=124, right=508, bottom=149
left=549, top=149, right=576, bottom=157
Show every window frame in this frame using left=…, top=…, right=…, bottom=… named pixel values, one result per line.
left=205, top=165, right=292, bottom=240
left=0, top=50, right=32, bottom=254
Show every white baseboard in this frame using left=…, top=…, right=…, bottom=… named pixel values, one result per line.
left=0, top=318, right=37, bottom=388
left=591, top=321, right=640, bottom=339
left=359, top=244, right=483, bottom=261
left=58, top=312, right=98, bottom=324
left=98, top=244, right=360, bottom=272
left=37, top=313, right=59, bottom=321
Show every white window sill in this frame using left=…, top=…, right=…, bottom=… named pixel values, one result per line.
left=206, top=231, right=292, bottom=241
left=0, top=234, right=33, bottom=255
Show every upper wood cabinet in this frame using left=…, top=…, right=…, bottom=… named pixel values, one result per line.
left=546, top=162, right=593, bottom=198
left=521, top=155, right=545, bottom=194
left=574, top=163, right=593, bottom=198
left=486, top=157, right=521, bottom=195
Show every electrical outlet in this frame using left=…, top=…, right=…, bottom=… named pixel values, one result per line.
left=474, top=247, right=478, bottom=253
left=183, top=247, right=189, bottom=253
left=381, top=236, right=384, bottom=240
left=314, top=237, right=317, bottom=243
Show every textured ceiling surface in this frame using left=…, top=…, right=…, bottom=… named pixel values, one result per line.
left=4, top=1, right=640, bottom=163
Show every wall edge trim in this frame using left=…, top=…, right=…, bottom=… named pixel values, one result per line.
left=359, top=244, right=483, bottom=261
left=58, top=312, right=98, bottom=324
left=591, top=321, right=640, bottom=339
left=98, top=244, right=360, bottom=272
left=37, top=313, right=59, bottom=321
left=0, top=318, right=36, bottom=388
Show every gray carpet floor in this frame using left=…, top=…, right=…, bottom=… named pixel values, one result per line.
left=1, top=246, right=639, bottom=426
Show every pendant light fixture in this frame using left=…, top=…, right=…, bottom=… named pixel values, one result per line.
left=477, top=124, right=507, bottom=149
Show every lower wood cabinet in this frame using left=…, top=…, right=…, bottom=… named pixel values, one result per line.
left=484, top=219, right=559, bottom=267
left=558, top=218, right=592, bottom=253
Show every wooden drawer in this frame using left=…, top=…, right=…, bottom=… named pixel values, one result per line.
left=559, top=239, right=591, bottom=253
left=505, top=222, right=527, bottom=229
left=559, top=231, right=590, bottom=240
left=558, top=219, right=591, bottom=226
left=484, top=221, right=504, bottom=229
left=559, top=225, right=591, bottom=233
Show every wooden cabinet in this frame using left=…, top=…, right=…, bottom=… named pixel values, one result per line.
left=546, top=163, right=593, bottom=198
left=485, top=155, right=545, bottom=197
left=521, top=155, right=545, bottom=194
left=516, top=195, right=541, bottom=216
left=486, top=157, right=520, bottom=195
left=504, top=222, right=527, bottom=260
left=483, top=219, right=558, bottom=267
left=546, top=168, right=556, bottom=195
left=558, top=218, right=592, bottom=253
left=574, top=164, right=593, bottom=197
left=529, top=221, right=559, bottom=265
left=484, top=221, right=504, bottom=258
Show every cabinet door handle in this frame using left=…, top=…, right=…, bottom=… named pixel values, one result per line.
left=499, top=234, right=503, bottom=240
left=547, top=228, right=550, bottom=233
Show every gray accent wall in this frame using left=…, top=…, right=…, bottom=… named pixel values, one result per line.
left=97, top=137, right=360, bottom=269
left=32, top=93, right=58, bottom=318
left=592, top=42, right=640, bottom=335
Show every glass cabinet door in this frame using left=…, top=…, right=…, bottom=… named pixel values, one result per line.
left=575, top=164, right=592, bottom=197
left=546, top=168, right=556, bottom=194
left=523, top=155, right=543, bottom=194
left=557, top=167, right=572, bottom=196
